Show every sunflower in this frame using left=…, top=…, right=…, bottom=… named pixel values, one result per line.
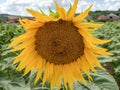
left=8, top=0, right=112, bottom=89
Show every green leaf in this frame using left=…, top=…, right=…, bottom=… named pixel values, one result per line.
left=94, top=20, right=120, bottom=79
left=39, top=8, right=46, bottom=16
left=67, top=3, right=72, bottom=15
left=0, top=76, right=31, bottom=90
left=48, top=7, right=59, bottom=18
left=74, top=69, right=119, bottom=90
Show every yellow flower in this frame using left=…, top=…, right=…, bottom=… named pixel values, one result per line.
left=8, top=0, right=112, bottom=89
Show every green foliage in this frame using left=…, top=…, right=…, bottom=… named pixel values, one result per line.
left=94, top=20, right=120, bottom=79
left=74, top=68, right=119, bottom=90
left=48, top=4, right=72, bottom=18
left=48, top=7, right=59, bottom=18
left=0, top=15, right=9, bottom=23
left=0, top=22, right=119, bottom=90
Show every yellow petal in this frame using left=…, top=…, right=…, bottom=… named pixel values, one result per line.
left=13, top=44, right=35, bottom=64
left=23, top=51, right=38, bottom=76
left=84, top=49, right=98, bottom=72
left=16, top=46, right=35, bottom=71
left=34, top=60, right=45, bottom=84
left=55, top=2, right=67, bottom=20
left=10, top=38, right=35, bottom=52
left=26, top=8, right=54, bottom=22
left=50, top=65, right=62, bottom=89
left=73, top=4, right=93, bottom=23
left=64, top=65, right=74, bottom=90
left=78, top=28, right=111, bottom=44
left=71, top=62, right=86, bottom=83
left=8, top=30, right=36, bottom=48
left=32, top=55, right=44, bottom=71
left=92, top=37, right=112, bottom=44
left=82, top=54, right=97, bottom=73
left=19, top=19, right=44, bottom=30
left=76, top=23, right=104, bottom=28
left=26, top=8, right=41, bottom=19
left=85, top=49, right=105, bottom=70
left=13, top=50, right=26, bottom=64
left=77, top=58, right=92, bottom=81
left=93, top=47, right=113, bottom=56
left=67, top=0, right=78, bottom=20
left=42, top=62, right=53, bottom=84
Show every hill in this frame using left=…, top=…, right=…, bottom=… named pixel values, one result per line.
left=0, top=9, right=120, bottom=23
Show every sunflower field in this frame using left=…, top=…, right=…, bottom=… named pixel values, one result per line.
left=0, top=19, right=120, bottom=90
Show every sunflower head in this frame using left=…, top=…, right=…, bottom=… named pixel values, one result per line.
left=8, top=0, right=112, bottom=89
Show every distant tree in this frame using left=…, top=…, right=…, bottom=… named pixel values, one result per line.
left=0, top=17, right=8, bottom=23
left=118, top=8, right=120, bottom=11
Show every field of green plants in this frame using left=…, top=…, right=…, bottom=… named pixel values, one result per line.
left=0, top=20, right=120, bottom=90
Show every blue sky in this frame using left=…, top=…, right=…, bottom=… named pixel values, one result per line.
left=0, top=0, right=120, bottom=16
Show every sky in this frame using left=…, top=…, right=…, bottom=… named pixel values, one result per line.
left=0, top=0, right=120, bottom=16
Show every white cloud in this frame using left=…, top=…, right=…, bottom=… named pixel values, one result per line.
left=5, top=0, right=34, bottom=4
left=104, top=0, right=120, bottom=3
left=34, top=0, right=53, bottom=7
left=103, top=0, right=120, bottom=11
left=0, top=0, right=120, bottom=16
left=76, top=0, right=91, bottom=13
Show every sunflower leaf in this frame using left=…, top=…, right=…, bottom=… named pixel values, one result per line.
left=74, top=68, right=119, bottom=90
left=39, top=8, right=46, bottom=16
left=49, top=7, right=59, bottom=18
left=67, top=3, right=72, bottom=16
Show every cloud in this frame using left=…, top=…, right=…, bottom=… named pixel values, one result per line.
left=76, top=0, right=91, bottom=12
left=102, top=0, right=120, bottom=11
left=0, top=0, right=120, bottom=16
left=104, top=0, right=120, bottom=3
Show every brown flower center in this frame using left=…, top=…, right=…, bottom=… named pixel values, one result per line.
left=35, top=19, right=84, bottom=65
